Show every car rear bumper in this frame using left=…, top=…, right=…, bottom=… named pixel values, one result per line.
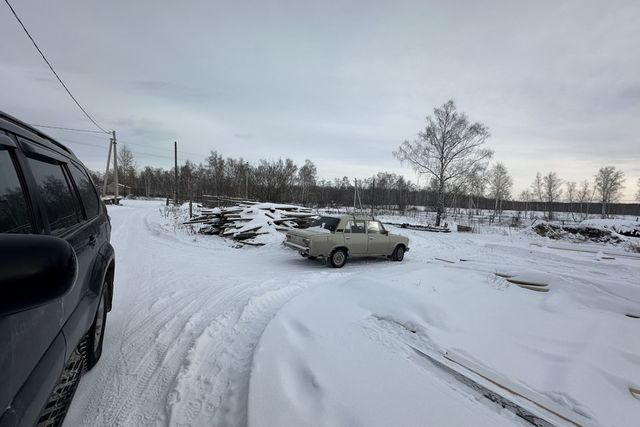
left=283, top=241, right=309, bottom=253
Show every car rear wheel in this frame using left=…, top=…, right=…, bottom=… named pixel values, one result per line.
left=86, top=287, right=107, bottom=370
left=392, top=245, right=405, bottom=262
left=329, top=249, right=347, bottom=268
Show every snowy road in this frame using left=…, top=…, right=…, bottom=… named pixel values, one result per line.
left=65, top=200, right=640, bottom=426
left=65, top=200, right=352, bottom=426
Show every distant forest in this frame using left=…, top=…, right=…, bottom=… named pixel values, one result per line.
left=91, top=145, right=640, bottom=220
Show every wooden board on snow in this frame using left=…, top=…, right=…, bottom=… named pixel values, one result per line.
left=407, top=344, right=592, bottom=427
left=515, top=283, right=550, bottom=292
left=444, top=350, right=598, bottom=427
left=506, top=271, right=552, bottom=287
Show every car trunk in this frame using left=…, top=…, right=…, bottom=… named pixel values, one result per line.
left=286, top=228, right=331, bottom=247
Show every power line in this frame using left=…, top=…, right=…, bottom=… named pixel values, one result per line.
left=4, top=0, right=110, bottom=134
left=30, top=124, right=108, bottom=134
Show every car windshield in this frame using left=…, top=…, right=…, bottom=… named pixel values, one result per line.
left=310, top=216, right=340, bottom=232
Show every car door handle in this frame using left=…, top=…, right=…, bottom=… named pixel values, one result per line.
left=368, top=236, right=374, bottom=240
left=345, top=236, right=351, bottom=240
left=88, top=235, right=97, bottom=245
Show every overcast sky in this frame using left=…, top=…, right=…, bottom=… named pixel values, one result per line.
left=2, top=0, right=639, bottom=200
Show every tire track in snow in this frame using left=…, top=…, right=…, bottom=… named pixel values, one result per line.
left=64, top=201, right=345, bottom=427
left=165, top=281, right=321, bottom=427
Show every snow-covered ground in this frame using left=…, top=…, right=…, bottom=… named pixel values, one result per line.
left=66, top=200, right=640, bottom=426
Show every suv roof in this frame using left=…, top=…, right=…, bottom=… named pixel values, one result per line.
left=0, top=110, right=79, bottom=161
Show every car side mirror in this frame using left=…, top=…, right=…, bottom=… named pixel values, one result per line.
left=382, top=230, right=388, bottom=236
left=0, top=234, right=77, bottom=315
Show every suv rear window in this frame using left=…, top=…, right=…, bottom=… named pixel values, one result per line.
left=69, top=163, right=100, bottom=219
left=0, top=149, right=32, bottom=233
left=27, top=157, right=81, bottom=233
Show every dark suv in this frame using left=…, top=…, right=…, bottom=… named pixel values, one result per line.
left=0, top=112, right=115, bottom=427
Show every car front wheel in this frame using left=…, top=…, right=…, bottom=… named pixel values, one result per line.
left=392, top=245, right=405, bottom=262
left=330, top=249, right=347, bottom=268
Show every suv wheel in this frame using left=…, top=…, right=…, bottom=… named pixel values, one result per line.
left=393, top=245, right=405, bottom=262
left=86, top=287, right=107, bottom=370
left=330, top=249, right=347, bottom=268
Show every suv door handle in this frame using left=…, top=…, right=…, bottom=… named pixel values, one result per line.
left=368, top=236, right=374, bottom=240
left=88, top=235, right=97, bottom=245
left=345, top=236, right=351, bottom=240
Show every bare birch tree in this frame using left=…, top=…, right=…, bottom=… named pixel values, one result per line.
left=635, top=178, right=640, bottom=202
left=531, top=172, right=544, bottom=215
left=519, top=189, right=532, bottom=219
left=542, top=172, right=562, bottom=220
left=298, top=160, right=317, bottom=204
left=394, top=100, right=492, bottom=226
left=594, top=166, right=625, bottom=218
left=566, top=181, right=577, bottom=221
left=117, top=144, right=136, bottom=195
left=577, top=180, right=594, bottom=220
left=487, top=162, right=513, bottom=216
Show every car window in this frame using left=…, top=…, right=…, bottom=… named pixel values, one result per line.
left=26, top=156, right=81, bottom=234
left=367, top=220, right=383, bottom=234
left=345, top=220, right=366, bottom=233
left=0, top=148, right=32, bottom=233
left=69, top=163, right=100, bottom=219
left=310, top=216, right=339, bottom=232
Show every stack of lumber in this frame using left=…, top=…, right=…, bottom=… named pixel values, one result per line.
left=184, top=202, right=316, bottom=246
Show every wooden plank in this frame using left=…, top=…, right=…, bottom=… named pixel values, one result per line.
left=515, top=283, right=550, bottom=292
left=444, top=351, right=597, bottom=427
left=408, top=345, right=558, bottom=426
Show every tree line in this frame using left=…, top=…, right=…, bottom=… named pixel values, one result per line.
left=92, top=100, right=640, bottom=224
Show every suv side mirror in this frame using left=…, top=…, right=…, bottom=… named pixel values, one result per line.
left=0, top=234, right=77, bottom=314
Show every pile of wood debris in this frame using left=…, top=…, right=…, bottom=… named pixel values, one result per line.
left=383, top=221, right=451, bottom=233
left=184, top=200, right=316, bottom=246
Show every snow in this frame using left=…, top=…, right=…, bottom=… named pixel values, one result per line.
left=65, top=200, right=640, bottom=427
left=579, top=218, right=640, bottom=236
left=249, top=228, right=640, bottom=426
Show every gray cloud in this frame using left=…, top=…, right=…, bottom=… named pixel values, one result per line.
left=1, top=0, right=639, bottom=199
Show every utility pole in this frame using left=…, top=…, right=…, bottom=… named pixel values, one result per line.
left=245, top=162, right=249, bottom=200
left=353, top=178, right=357, bottom=213
left=188, top=174, right=193, bottom=218
left=112, top=130, right=119, bottom=205
left=371, top=178, right=375, bottom=216
left=174, top=141, right=178, bottom=205
left=102, top=135, right=113, bottom=197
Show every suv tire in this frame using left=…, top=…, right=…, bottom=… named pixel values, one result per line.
left=392, top=245, right=405, bottom=262
left=86, top=287, right=107, bottom=370
left=329, top=249, right=347, bottom=268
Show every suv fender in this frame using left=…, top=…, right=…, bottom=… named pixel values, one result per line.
left=96, top=243, right=115, bottom=312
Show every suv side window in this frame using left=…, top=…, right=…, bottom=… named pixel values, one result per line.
left=26, top=156, right=81, bottom=234
left=68, top=163, right=100, bottom=219
left=0, top=148, right=32, bottom=233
